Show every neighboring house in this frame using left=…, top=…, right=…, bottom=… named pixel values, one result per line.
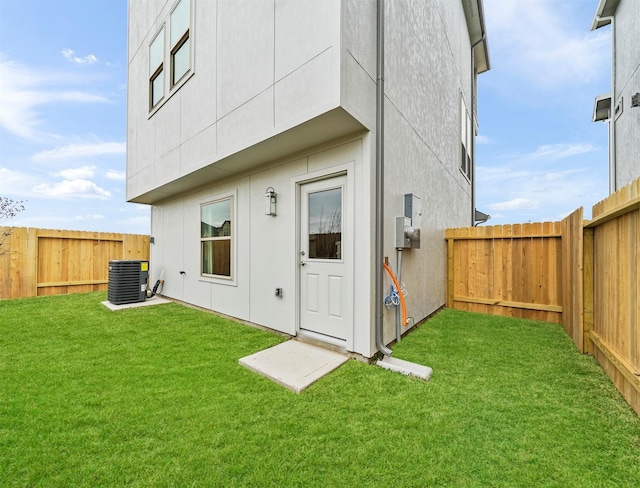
left=591, top=0, right=640, bottom=192
left=126, top=0, right=489, bottom=358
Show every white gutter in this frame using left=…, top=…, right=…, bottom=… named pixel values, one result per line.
left=596, top=15, right=616, bottom=193
left=375, top=0, right=392, bottom=356
left=470, top=33, right=485, bottom=226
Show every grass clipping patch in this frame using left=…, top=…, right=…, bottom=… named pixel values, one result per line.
left=1, top=294, right=639, bottom=487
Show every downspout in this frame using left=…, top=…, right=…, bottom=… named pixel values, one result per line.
left=596, top=15, right=616, bottom=193
left=375, top=0, right=392, bottom=357
left=470, top=34, right=485, bottom=226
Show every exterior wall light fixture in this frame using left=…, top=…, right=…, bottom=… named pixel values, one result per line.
left=265, top=187, right=277, bottom=216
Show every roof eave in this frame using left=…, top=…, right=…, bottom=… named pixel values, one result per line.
left=462, top=0, right=491, bottom=73
left=591, top=0, right=620, bottom=30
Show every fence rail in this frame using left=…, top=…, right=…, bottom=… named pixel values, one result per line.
left=446, top=176, right=639, bottom=416
left=586, top=178, right=639, bottom=416
left=0, top=227, right=150, bottom=299
left=445, top=221, right=564, bottom=324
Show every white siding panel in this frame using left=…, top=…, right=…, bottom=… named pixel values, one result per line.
left=217, top=0, right=275, bottom=118
left=275, top=0, right=336, bottom=81
left=180, top=123, right=218, bottom=176
left=274, top=50, right=335, bottom=131
left=217, top=88, right=274, bottom=160
left=248, top=158, right=305, bottom=335
left=157, top=198, right=185, bottom=301
left=155, top=91, right=182, bottom=159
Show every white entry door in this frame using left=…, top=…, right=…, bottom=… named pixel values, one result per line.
left=299, top=175, right=352, bottom=341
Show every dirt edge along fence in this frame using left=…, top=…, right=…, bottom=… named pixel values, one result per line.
left=0, top=227, right=150, bottom=299
left=446, top=176, right=639, bottom=416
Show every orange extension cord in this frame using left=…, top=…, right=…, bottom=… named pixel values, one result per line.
left=383, top=261, right=408, bottom=327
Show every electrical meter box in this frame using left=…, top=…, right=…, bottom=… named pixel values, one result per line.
left=400, top=193, right=421, bottom=249
left=404, top=194, right=422, bottom=230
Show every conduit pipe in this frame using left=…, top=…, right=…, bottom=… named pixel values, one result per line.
left=596, top=15, right=616, bottom=193
left=395, top=249, right=403, bottom=342
left=470, top=33, right=485, bottom=226
left=383, top=260, right=407, bottom=331
left=375, top=0, right=392, bottom=357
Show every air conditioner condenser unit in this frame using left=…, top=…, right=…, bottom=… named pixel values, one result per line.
left=108, top=260, right=149, bottom=305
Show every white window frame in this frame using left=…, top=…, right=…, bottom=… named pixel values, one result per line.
left=149, top=27, right=165, bottom=110
left=148, top=0, right=194, bottom=116
left=199, top=190, right=236, bottom=284
left=170, top=0, right=191, bottom=87
left=460, top=94, right=472, bottom=182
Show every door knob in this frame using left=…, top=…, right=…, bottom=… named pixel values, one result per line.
left=300, top=261, right=306, bottom=266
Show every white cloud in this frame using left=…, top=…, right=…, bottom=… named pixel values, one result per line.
left=32, top=142, right=125, bottom=162
left=61, top=48, right=98, bottom=65
left=54, top=166, right=96, bottom=179
left=32, top=179, right=111, bottom=200
left=0, top=167, right=37, bottom=196
left=120, top=215, right=151, bottom=227
left=484, top=0, right=610, bottom=90
left=476, top=135, right=491, bottom=145
left=519, top=144, right=597, bottom=162
left=75, top=214, right=105, bottom=221
left=106, top=169, right=126, bottom=181
left=0, top=55, right=109, bottom=141
left=488, top=198, right=539, bottom=211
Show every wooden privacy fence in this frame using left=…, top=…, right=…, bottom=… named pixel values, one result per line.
left=585, top=179, right=639, bottom=417
left=446, top=176, right=639, bottom=416
left=0, top=227, right=150, bottom=299
left=446, top=221, right=565, bottom=323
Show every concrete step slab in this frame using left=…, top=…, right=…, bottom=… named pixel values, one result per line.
left=239, top=340, right=349, bottom=393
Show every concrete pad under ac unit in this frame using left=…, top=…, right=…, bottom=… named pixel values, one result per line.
left=101, top=296, right=172, bottom=311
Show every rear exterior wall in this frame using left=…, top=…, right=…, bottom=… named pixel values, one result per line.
left=613, top=0, right=640, bottom=188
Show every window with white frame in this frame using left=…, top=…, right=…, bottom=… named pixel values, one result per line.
left=170, top=0, right=191, bottom=87
left=460, top=95, right=472, bottom=181
left=201, top=197, right=233, bottom=278
left=149, top=28, right=164, bottom=109
left=148, top=0, right=192, bottom=112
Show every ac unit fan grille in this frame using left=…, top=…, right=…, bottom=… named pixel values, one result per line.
left=108, top=260, right=149, bottom=305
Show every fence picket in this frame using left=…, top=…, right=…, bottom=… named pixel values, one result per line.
left=445, top=177, right=639, bottom=416
left=0, top=227, right=149, bottom=299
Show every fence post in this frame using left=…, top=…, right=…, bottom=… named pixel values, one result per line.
left=446, top=234, right=454, bottom=308
left=583, top=226, right=594, bottom=354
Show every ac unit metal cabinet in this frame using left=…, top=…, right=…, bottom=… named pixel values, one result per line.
left=108, top=260, right=149, bottom=305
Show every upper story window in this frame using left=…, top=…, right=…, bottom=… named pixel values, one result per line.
left=460, top=95, right=472, bottom=181
left=149, top=28, right=164, bottom=109
left=170, top=0, right=191, bottom=86
left=148, top=0, right=193, bottom=113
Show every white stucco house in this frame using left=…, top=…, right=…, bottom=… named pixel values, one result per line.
left=591, top=0, right=640, bottom=192
left=126, top=0, right=490, bottom=358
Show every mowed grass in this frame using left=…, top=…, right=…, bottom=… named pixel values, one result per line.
left=1, top=293, right=639, bottom=487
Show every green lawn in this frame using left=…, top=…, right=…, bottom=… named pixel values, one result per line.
left=1, top=292, right=639, bottom=487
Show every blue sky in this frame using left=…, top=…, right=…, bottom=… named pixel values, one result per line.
left=0, top=0, right=611, bottom=233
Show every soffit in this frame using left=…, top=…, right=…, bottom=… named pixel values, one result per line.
left=591, top=0, right=620, bottom=30
left=129, top=108, right=365, bottom=205
left=462, top=0, right=490, bottom=73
